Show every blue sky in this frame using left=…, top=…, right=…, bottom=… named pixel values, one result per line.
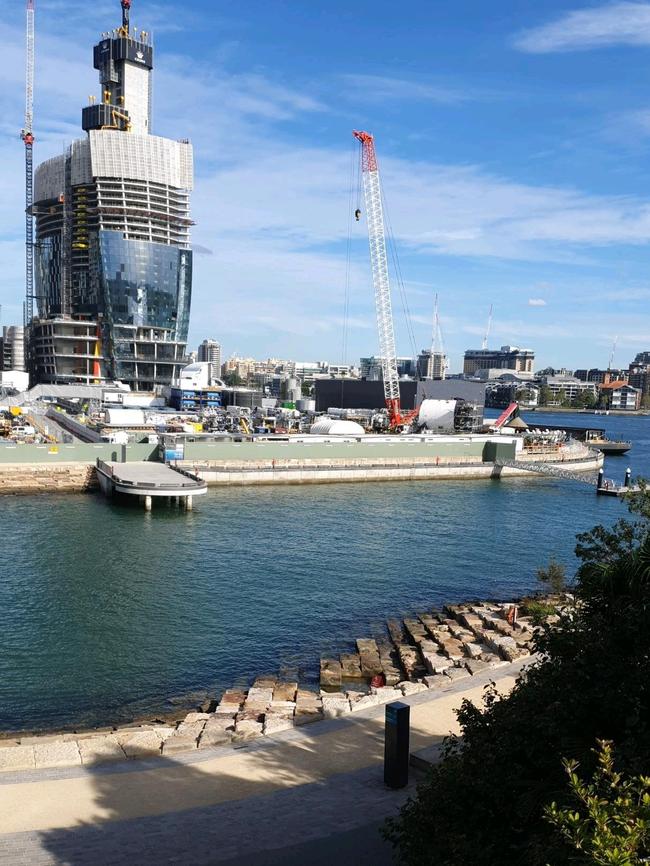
left=4, top=1, right=650, bottom=371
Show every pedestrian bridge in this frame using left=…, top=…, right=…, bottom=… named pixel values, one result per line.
left=494, top=458, right=599, bottom=486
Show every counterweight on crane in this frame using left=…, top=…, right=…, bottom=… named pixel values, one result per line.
left=20, top=0, right=35, bottom=325
left=353, top=130, right=416, bottom=429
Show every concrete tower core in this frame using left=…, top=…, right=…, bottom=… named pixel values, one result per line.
left=82, top=0, right=153, bottom=135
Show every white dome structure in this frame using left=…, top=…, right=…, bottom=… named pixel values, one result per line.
left=309, top=418, right=366, bottom=436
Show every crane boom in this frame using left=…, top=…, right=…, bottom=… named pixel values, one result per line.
left=21, top=0, right=35, bottom=326
left=353, top=130, right=402, bottom=426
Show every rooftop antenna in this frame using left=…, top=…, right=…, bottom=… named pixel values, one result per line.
left=481, top=304, right=493, bottom=350
left=121, top=0, right=131, bottom=31
left=608, top=335, right=618, bottom=371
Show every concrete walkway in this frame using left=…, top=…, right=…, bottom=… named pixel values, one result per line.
left=0, top=662, right=527, bottom=865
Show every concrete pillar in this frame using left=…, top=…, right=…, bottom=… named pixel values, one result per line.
left=186, top=495, right=193, bottom=511
left=144, top=495, right=152, bottom=511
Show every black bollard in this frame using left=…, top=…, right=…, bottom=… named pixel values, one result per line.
left=121, top=443, right=127, bottom=463
left=384, top=701, right=410, bottom=789
left=625, top=468, right=631, bottom=488
left=597, top=468, right=604, bottom=490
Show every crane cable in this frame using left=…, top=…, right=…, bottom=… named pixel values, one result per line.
left=340, top=141, right=358, bottom=405
left=379, top=175, right=419, bottom=361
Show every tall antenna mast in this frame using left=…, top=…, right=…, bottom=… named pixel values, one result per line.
left=21, top=0, right=35, bottom=326
left=481, top=304, right=493, bottom=351
left=608, top=335, right=618, bottom=372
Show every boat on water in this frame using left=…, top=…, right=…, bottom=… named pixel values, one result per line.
left=529, top=424, right=631, bottom=455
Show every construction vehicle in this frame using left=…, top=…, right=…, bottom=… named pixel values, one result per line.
left=353, top=130, right=418, bottom=431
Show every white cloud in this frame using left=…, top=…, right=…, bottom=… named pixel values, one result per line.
left=528, top=298, right=547, bottom=306
left=514, top=2, right=650, bottom=53
left=340, top=74, right=470, bottom=105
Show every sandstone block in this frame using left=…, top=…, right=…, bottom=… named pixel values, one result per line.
left=320, top=658, right=343, bottom=688
left=463, top=642, right=484, bottom=659
left=78, top=736, right=126, bottom=765
left=423, top=675, right=452, bottom=690
left=246, top=687, right=273, bottom=704
left=263, top=715, right=294, bottom=735
left=444, top=667, right=471, bottom=682
left=273, top=682, right=298, bottom=701
left=252, top=675, right=277, bottom=688
left=214, top=706, right=238, bottom=717
left=465, top=659, right=490, bottom=676
left=0, top=745, right=35, bottom=771
left=321, top=696, right=351, bottom=718
left=422, top=651, right=453, bottom=675
left=162, top=734, right=198, bottom=755
left=340, top=653, right=363, bottom=678
left=181, top=712, right=211, bottom=725
left=400, top=681, right=428, bottom=696
left=220, top=690, right=246, bottom=706
left=234, top=718, right=263, bottom=738
left=33, top=741, right=82, bottom=769
left=294, top=708, right=324, bottom=726
left=120, top=730, right=163, bottom=758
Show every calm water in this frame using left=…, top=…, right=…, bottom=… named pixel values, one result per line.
left=1, top=410, right=648, bottom=732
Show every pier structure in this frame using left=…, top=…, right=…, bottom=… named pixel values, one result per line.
left=95, top=459, right=206, bottom=509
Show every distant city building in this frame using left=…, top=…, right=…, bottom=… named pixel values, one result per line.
left=538, top=366, right=572, bottom=378
left=463, top=346, right=534, bottom=377
left=574, top=368, right=629, bottom=384
left=1, top=326, right=26, bottom=372
left=416, top=349, right=446, bottom=380
left=628, top=352, right=650, bottom=403
left=541, top=375, right=597, bottom=404
left=30, top=2, right=193, bottom=390
left=360, top=356, right=416, bottom=380
left=198, top=340, right=221, bottom=381
left=599, top=381, right=641, bottom=411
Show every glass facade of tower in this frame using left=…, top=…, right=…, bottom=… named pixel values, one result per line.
left=97, top=231, right=191, bottom=338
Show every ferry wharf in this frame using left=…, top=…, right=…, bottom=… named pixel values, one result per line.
left=95, top=459, right=207, bottom=510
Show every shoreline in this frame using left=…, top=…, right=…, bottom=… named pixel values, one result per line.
left=0, top=593, right=548, bottom=769
left=0, top=445, right=603, bottom=494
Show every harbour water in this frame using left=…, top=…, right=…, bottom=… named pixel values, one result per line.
left=1, top=409, right=647, bottom=733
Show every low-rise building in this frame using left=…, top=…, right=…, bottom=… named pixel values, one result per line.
left=599, top=381, right=641, bottom=411
left=542, top=375, right=598, bottom=404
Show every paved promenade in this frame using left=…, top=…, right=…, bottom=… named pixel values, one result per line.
left=0, top=662, right=527, bottom=865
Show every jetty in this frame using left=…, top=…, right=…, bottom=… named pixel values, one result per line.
left=95, top=459, right=207, bottom=510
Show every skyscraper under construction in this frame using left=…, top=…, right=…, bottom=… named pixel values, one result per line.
left=31, top=0, right=193, bottom=390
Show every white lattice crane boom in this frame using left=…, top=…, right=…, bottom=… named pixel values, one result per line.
left=21, top=0, right=35, bottom=324
left=353, top=130, right=406, bottom=426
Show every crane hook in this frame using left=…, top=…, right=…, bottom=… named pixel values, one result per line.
left=354, top=208, right=361, bottom=222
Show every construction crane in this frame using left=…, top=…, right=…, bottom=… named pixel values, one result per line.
left=20, top=0, right=35, bottom=326
left=353, top=130, right=417, bottom=430
left=481, top=304, right=493, bottom=350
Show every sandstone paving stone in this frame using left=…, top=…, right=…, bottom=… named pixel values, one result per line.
left=119, top=730, right=163, bottom=758
left=198, top=718, right=234, bottom=749
left=350, top=694, right=380, bottom=712
left=78, top=736, right=126, bottom=765
left=387, top=619, right=407, bottom=645
left=267, top=700, right=296, bottom=713
left=371, top=687, right=402, bottom=704
left=174, top=720, right=207, bottom=743
left=346, top=689, right=367, bottom=702
left=214, top=705, right=239, bottom=716
left=0, top=745, right=35, bottom=771
left=33, top=740, right=81, bottom=769
left=152, top=726, right=177, bottom=741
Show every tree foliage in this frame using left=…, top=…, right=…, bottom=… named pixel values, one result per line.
left=536, top=557, right=567, bottom=594
left=384, top=488, right=650, bottom=866
left=545, top=740, right=650, bottom=865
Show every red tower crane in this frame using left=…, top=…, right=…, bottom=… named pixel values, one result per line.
left=353, top=130, right=418, bottom=430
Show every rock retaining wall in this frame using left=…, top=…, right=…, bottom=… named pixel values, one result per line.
left=0, top=463, right=97, bottom=494
left=0, top=598, right=541, bottom=771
